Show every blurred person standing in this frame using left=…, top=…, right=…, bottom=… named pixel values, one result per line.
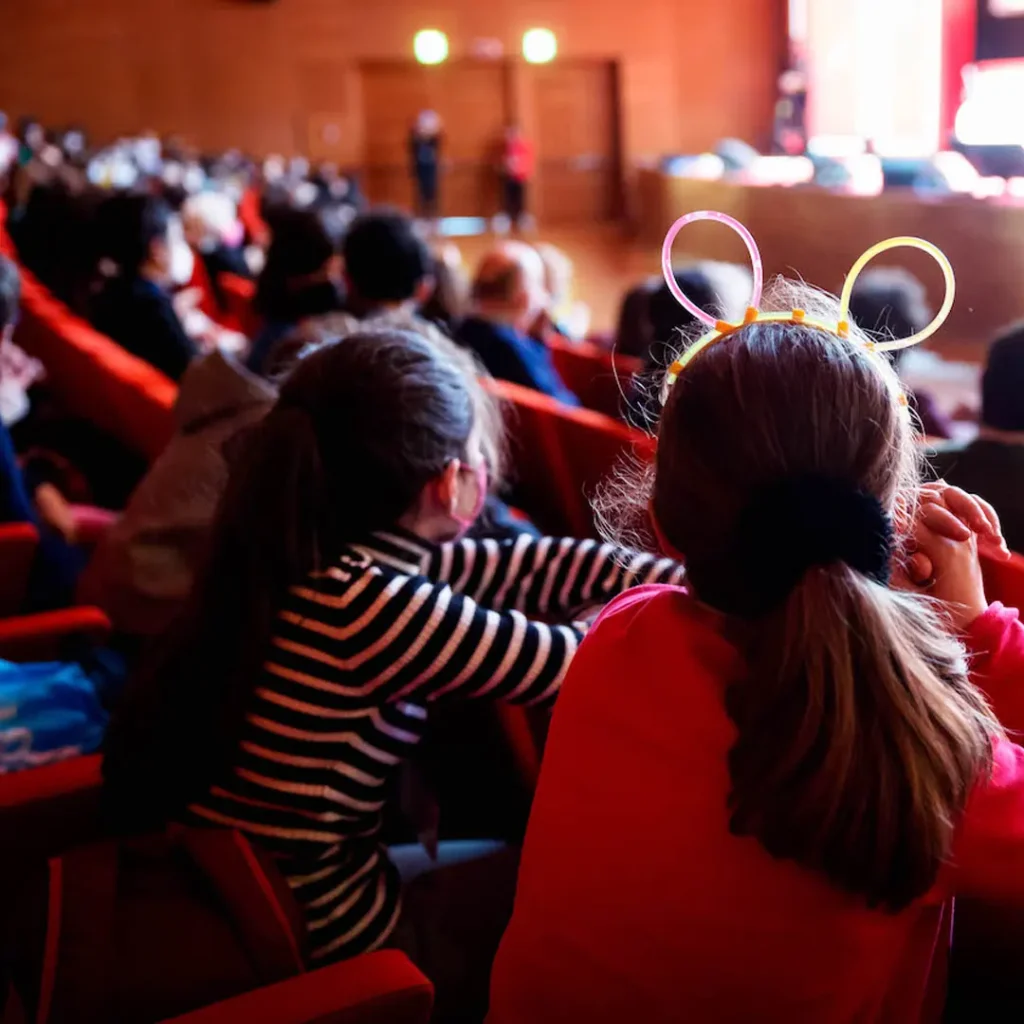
left=409, top=110, right=443, bottom=220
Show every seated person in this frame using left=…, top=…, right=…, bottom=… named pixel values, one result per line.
left=847, top=268, right=952, bottom=438
left=90, top=193, right=199, bottom=381
left=612, top=276, right=660, bottom=359
left=457, top=242, right=578, bottom=405
left=79, top=350, right=276, bottom=637
left=931, top=321, right=1024, bottom=552
left=488, top=284, right=1024, bottom=1024
left=0, top=255, right=80, bottom=608
left=180, top=191, right=251, bottom=313
left=626, top=265, right=726, bottom=429
left=102, top=330, right=684, bottom=1021
left=246, top=206, right=344, bottom=375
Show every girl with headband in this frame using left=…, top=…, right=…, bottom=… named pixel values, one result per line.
left=489, top=215, right=1024, bottom=1023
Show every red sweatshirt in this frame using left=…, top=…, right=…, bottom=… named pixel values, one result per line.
left=488, top=587, right=1024, bottom=1023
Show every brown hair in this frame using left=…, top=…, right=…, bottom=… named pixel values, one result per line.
left=604, top=281, right=997, bottom=910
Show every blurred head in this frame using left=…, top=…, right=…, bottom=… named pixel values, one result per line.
left=648, top=266, right=721, bottom=356
left=181, top=191, right=239, bottom=252
left=416, top=110, right=441, bottom=137
left=604, top=280, right=996, bottom=911
left=342, top=210, right=433, bottom=313
left=18, top=117, right=44, bottom=152
left=98, top=193, right=187, bottom=282
left=471, top=241, right=548, bottom=330
left=255, top=206, right=342, bottom=322
left=104, top=330, right=490, bottom=824
left=847, top=268, right=930, bottom=366
left=0, top=255, right=21, bottom=343
left=982, top=322, right=1024, bottom=433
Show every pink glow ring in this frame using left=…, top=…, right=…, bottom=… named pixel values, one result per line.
left=661, top=210, right=764, bottom=325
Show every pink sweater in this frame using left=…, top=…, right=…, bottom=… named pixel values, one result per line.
left=489, top=588, right=1024, bottom=1023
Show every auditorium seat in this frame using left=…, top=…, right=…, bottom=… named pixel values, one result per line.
left=0, top=523, right=40, bottom=617
left=547, top=336, right=644, bottom=420
left=981, top=551, right=1024, bottom=612
left=12, top=266, right=176, bottom=461
left=162, top=950, right=434, bottom=1024
left=217, top=273, right=261, bottom=340
left=482, top=377, right=654, bottom=537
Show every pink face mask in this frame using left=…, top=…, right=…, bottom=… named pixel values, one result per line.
left=452, top=462, right=489, bottom=539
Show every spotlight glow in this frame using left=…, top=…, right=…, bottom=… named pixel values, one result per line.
left=414, top=29, right=449, bottom=66
left=523, top=28, right=557, bottom=64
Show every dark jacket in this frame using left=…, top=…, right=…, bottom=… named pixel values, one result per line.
left=91, top=276, right=198, bottom=381
left=457, top=316, right=578, bottom=406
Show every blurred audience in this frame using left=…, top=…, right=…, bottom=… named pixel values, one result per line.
left=458, top=241, right=578, bottom=405
left=846, top=268, right=952, bottom=438
left=931, top=323, right=1024, bottom=552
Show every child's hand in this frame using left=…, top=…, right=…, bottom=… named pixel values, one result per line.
left=900, top=522, right=987, bottom=631
left=33, top=483, right=78, bottom=545
left=896, top=482, right=1001, bottom=631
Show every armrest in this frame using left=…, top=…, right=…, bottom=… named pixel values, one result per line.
left=161, top=950, right=434, bottom=1024
left=0, top=606, right=111, bottom=661
left=0, top=753, right=103, bottom=809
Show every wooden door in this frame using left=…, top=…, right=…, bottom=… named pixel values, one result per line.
left=361, top=61, right=509, bottom=216
left=529, top=62, right=620, bottom=224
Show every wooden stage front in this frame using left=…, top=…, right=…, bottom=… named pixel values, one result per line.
left=634, top=169, right=1024, bottom=359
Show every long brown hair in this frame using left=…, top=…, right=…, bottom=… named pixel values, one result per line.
left=608, top=282, right=998, bottom=910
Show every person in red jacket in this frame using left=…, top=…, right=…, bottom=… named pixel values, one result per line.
left=489, top=281, right=1024, bottom=1024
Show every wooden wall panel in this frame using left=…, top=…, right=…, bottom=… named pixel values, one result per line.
left=0, top=0, right=784, bottom=174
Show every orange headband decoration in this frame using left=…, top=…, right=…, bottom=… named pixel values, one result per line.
left=660, top=211, right=956, bottom=396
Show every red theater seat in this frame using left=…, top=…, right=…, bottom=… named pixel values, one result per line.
left=162, top=950, right=434, bottom=1024
left=13, top=267, right=176, bottom=460
left=483, top=377, right=654, bottom=537
left=218, top=272, right=261, bottom=340
left=982, top=551, right=1024, bottom=612
left=548, top=336, right=644, bottom=420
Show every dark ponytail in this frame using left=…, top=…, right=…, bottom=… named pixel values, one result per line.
left=103, top=330, right=475, bottom=829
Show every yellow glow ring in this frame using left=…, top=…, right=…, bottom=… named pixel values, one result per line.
left=838, top=236, right=955, bottom=352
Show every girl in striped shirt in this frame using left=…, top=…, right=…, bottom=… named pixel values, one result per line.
left=103, top=328, right=682, bottom=1016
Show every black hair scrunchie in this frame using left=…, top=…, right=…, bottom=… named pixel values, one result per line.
left=686, top=474, right=894, bottom=618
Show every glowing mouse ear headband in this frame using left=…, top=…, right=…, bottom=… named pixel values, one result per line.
left=660, top=210, right=955, bottom=392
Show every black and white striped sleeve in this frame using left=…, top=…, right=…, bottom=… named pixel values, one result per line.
left=425, top=535, right=684, bottom=619
left=272, top=571, right=581, bottom=710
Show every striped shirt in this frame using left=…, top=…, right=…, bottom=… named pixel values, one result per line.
left=187, top=528, right=684, bottom=962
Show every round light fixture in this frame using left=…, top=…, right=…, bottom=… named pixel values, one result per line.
left=523, top=28, right=557, bottom=64
left=414, top=29, right=449, bottom=65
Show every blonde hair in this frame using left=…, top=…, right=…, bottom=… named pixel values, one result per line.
left=603, top=279, right=998, bottom=909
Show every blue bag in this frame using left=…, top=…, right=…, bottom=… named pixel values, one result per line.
left=0, top=658, right=108, bottom=772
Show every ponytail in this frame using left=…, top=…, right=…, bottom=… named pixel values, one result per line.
left=103, top=405, right=330, bottom=829
left=103, top=330, right=477, bottom=831
left=727, top=563, right=995, bottom=910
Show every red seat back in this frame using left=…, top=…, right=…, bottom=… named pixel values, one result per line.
left=483, top=377, right=654, bottom=538
left=13, top=268, right=176, bottom=460
left=982, top=551, right=1024, bottom=612
left=218, top=273, right=262, bottom=340
left=0, top=522, right=39, bottom=617
left=548, top=337, right=644, bottom=420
